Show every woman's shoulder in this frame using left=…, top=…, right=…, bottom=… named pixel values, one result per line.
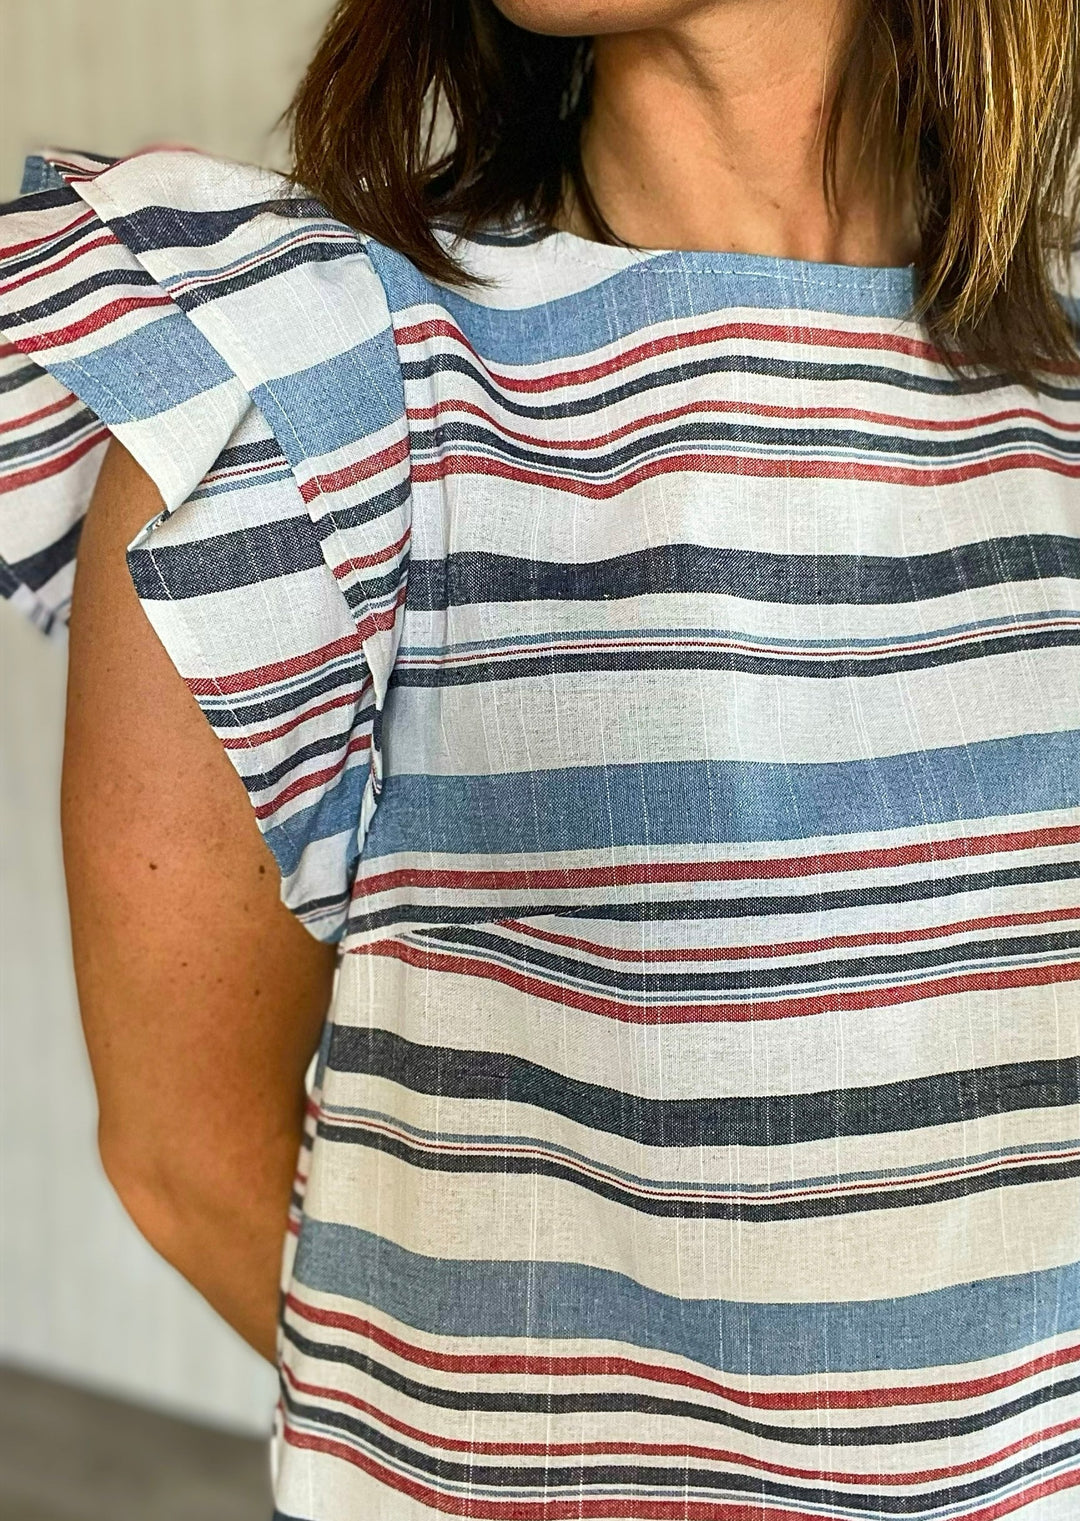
left=0, top=146, right=411, bottom=613
left=1, top=146, right=402, bottom=396
left=0, top=149, right=415, bottom=941
left=0, top=142, right=414, bottom=656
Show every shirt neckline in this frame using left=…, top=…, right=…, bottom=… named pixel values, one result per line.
left=527, top=224, right=921, bottom=320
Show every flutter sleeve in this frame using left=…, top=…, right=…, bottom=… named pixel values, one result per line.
left=0, top=149, right=412, bottom=942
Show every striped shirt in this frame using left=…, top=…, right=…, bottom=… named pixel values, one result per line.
left=2, top=147, right=1080, bottom=1521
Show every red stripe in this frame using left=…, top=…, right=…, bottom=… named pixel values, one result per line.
left=402, top=613, right=1080, bottom=669
left=394, top=316, right=943, bottom=393
left=330, top=524, right=412, bottom=581
left=352, top=591, right=406, bottom=643
left=299, top=435, right=410, bottom=503
left=408, top=394, right=1080, bottom=446
left=279, top=1361, right=1080, bottom=1485
left=218, top=687, right=370, bottom=750
left=8, top=292, right=175, bottom=353
left=411, top=448, right=1080, bottom=496
left=450, top=608, right=1080, bottom=665
left=164, top=227, right=358, bottom=299
left=353, top=823, right=1080, bottom=899
left=320, top=1109, right=1080, bottom=1201
left=184, top=632, right=364, bottom=698
left=279, top=1425, right=829, bottom=1520
left=0, top=207, right=97, bottom=261
left=252, top=733, right=370, bottom=821
left=283, top=1294, right=1080, bottom=1412
left=0, top=390, right=81, bottom=435
left=325, top=1108, right=1079, bottom=1209
left=357, top=937, right=1080, bottom=1022
left=499, top=904, right=1080, bottom=965
left=0, top=230, right=124, bottom=299
left=203, top=458, right=284, bottom=486
left=0, top=425, right=109, bottom=494
left=282, top=1423, right=1080, bottom=1519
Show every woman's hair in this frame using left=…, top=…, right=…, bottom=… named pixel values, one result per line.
left=290, top=0, right=1080, bottom=381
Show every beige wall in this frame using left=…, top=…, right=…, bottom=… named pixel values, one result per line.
left=0, top=0, right=331, bottom=197
left=0, top=0, right=332, bottom=1433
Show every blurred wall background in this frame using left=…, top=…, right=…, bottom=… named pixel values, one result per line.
left=0, top=0, right=332, bottom=1434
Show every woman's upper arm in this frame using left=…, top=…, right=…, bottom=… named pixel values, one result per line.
left=62, top=439, right=336, bottom=1181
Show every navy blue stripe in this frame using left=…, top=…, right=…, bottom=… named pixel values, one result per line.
left=129, top=510, right=408, bottom=603
left=0, top=360, right=46, bottom=397
left=401, top=348, right=1013, bottom=419
left=281, top=1319, right=1080, bottom=1445
left=172, top=237, right=359, bottom=313
left=202, top=680, right=372, bottom=733
left=9, top=518, right=83, bottom=592
left=242, top=726, right=363, bottom=795
left=406, top=537, right=1080, bottom=611
left=0, top=218, right=103, bottom=285
left=327, top=1029, right=1079, bottom=1147
left=0, top=559, right=24, bottom=600
left=0, top=265, right=158, bottom=329
left=210, top=437, right=287, bottom=472
left=391, top=625, right=1080, bottom=687
left=127, top=516, right=326, bottom=598
left=280, top=1374, right=1080, bottom=1508
left=0, top=183, right=81, bottom=218
left=318, top=1119, right=1080, bottom=1223
left=418, top=922, right=1080, bottom=994
left=347, top=860, right=1080, bottom=936
left=410, top=417, right=1080, bottom=467
left=106, top=197, right=330, bottom=255
left=0, top=407, right=100, bottom=466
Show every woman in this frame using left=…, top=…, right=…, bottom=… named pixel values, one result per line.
left=1, top=0, right=1078, bottom=1515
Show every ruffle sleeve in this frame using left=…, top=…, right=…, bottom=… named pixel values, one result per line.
left=0, top=149, right=412, bottom=942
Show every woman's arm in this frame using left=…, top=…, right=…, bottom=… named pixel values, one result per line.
left=61, top=440, right=337, bottom=1363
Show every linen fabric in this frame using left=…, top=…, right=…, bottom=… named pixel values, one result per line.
left=2, top=148, right=1079, bottom=1520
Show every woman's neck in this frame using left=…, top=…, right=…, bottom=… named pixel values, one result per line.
left=565, top=0, right=919, bottom=268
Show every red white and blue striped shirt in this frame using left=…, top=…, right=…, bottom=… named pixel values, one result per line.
left=2, top=147, right=1079, bottom=1520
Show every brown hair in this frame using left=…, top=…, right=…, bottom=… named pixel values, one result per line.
left=290, top=0, right=1080, bottom=382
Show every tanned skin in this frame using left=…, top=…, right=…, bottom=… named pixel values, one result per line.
left=63, top=440, right=336, bottom=1362
left=67, top=0, right=915, bottom=1361
left=504, top=0, right=918, bottom=268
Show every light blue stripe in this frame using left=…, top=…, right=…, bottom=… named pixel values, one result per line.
left=2, top=419, right=103, bottom=471
left=156, top=225, right=357, bottom=294
left=370, top=240, right=919, bottom=366
left=50, top=312, right=235, bottom=422
left=398, top=608, right=1080, bottom=659
left=19, top=155, right=67, bottom=196
left=252, top=329, right=404, bottom=465
left=262, top=755, right=370, bottom=877
left=189, top=465, right=295, bottom=501
left=391, top=939, right=1074, bottom=1003
left=319, top=1101, right=1080, bottom=1197
left=294, top=1219, right=1080, bottom=1375
left=199, top=650, right=362, bottom=711
left=365, top=729, right=1080, bottom=858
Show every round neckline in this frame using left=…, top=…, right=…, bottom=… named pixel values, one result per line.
left=528, top=223, right=920, bottom=318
